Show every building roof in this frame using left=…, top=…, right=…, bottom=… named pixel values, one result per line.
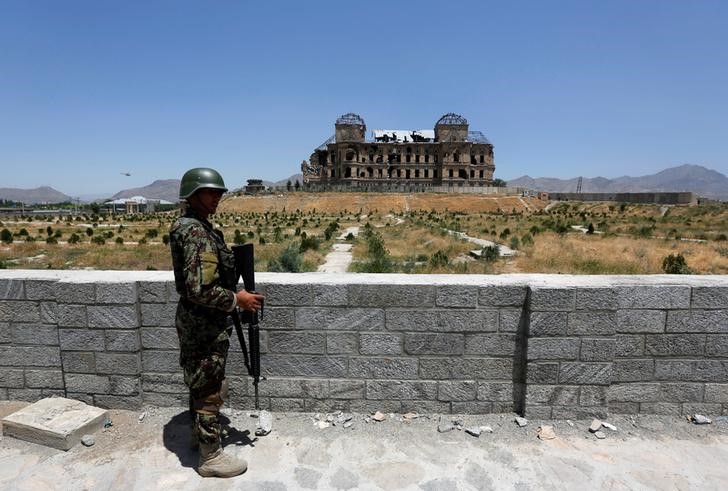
left=336, top=113, right=365, bottom=126
left=436, top=113, right=468, bottom=126
left=316, top=129, right=491, bottom=148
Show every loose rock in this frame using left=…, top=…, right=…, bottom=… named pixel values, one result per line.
left=480, top=426, right=494, bottom=433
left=602, top=422, right=618, bottom=431
left=343, top=421, right=353, bottom=429
left=81, top=435, right=95, bottom=447
left=402, top=412, right=420, bottom=420
left=566, top=420, right=575, bottom=427
left=138, top=411, right=147, bottom=423
left=589, top=420, right=602, bottom=433
left=594, top=431, right=606, bottom=440
left=515, top=417, right=528, bottom=427
left=537, top=425, right=556, bottom=440
left=255, top=410, right=273, bottom=436
left=437, top=416, right=455, bottom=433
left=465, top=427, right=482, bottom=437
left=691, top=414, right=712, bottom=425
left=316, top=421, right=330, bottom=430
left=372, top=411, right=386, bottom=422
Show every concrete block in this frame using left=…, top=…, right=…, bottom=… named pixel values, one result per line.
left=404, top=333, right=464, bottom=355
left=312, top=284, right=348, bottom=306
left=329, top=380, right=365, bottom=399
left=65, top=393, right=94, bottom=405
left=263, top=284, right=312, bottom=306
left=694, top=360, right=728, bottom=382
left=263, top=354, right=347, bottom=378
left=108, top=376, right=140, bottom=396
left=659, top=382, right=703, bottom=402
left=1, top=397, right=108, bottom=450
left=57, top=283, right=96, bottom=304
left=359, top=333, right=401, bottom=355
left=639, top=402, right=681, bottom=415
left=529, top=312, right=568, bottom=337
left=96, top=282, right=137, bottom=304
left=140, top=327, right=178, bottom=350
left=527, top=338, right=580, bottom=361
left=142, top=392, right=189, bottom=407
left=617, top=310, right=666, bottom=334
left=525, top=363, right=559, bottom=384
left=436, top=285, right=478, bottom=308
left=263, top=307, right=295, bottom=328
left=613, top=385, right=656, bottom=409
left=296, top=307, right=384, bottom=330
left=56, top=304, right=86, bottom=327
left=87, top=305, right=139, bottom=329
left=0, top=346, right=61, bottom=367
left=608, top=402, right=640, bottom=414
left=704, top=384, right=728, bottom=403
left=529, top=288, right=575, bottom=311
left=615, top=335, right=644, bottom=357
left=682, top=403, right=722, bottom=416
left=366, top=380, right=438, bottom=400
left=523, top=405, right=552, bottom=419
left=269, top=398, right=304, bottom=412
left=349, top=399, right=402, bottom=414
left=62, top=352, right=96, bottom=373
left=0, top=300, right=41, bottom=323
left=437, top=381, right=476, bottom=401
left=645, top=334, right=705, bottom=357
left=559, top=362, right=612, bottom=385
left=104, top=330, right=140, bottom=352
left=268, top=331, right=325, bottom=354
left=138, top=282, right=169, bottom=303
left=617, top=286, right=690, bottom=309
left=499, top=309, right=524, bottom=333
left=654, top=360, right=694, bottom=380
left=59, top=329, right=105, bottom=351
left=0, top=279, right=25, bottom=300
left=580, top=338, right=615, bottom=362
left=666, top=310, right=728, bottom=333
left=95, top=352, right=140, bottom=375
left=94, top=394, right=142, bottom=410
left=476, top=382, right=514, bottom=402
left=65, top=373, right=110, bottom=393
left=525, top=385, right=579, bottom=405
left=24, top=370, right=64, bottom=389
left=142, top=372, right=187, bottom=394
left=0, top=322, right=10, bottom=343
left=464, top=333, right=516, bottom=356
left=326, top=332, right=357, bottom=354
left=453, top=401, right=497, bottom=414
left=348, top=284, right=436, bottom=307
left=691, top=287, right=728, bottom=308
left=478, top=285, right=528, bottom=307
left=349, top=357, right=418, bottom=379
left=260, top=378, right=328, bottom=398
left=568, top=311, right=616, bottom=336
left=614, top=359, right=655, bottom=382
left=579, top=386, right=608, bottom=406
left=0, top=369, right=25, bottom=388
left=139, top=303, right=177, bottom=327
left=7, top=388, right=42, bottom=402
left=11, top=324, right=58, bottom=346
left=706, top=335, right=728, bottom=357
left=22, top=281, right=59, bottom=301
left=40, top=302, right=57, bottom=324
left=552, top=406, right=608, bottom=420
left=439, top=310, right=499, bottom=332
left=141, top=350, right=179, bottom=373
left=576, top=288, right=617, bottom=311
left=419, top=358, right=512, bottom=380
left=301, top=398, right=346, bottom=413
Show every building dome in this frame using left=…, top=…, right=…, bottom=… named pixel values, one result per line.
left=436, top=113, right=468, bottom=126
left=336, top=113, right=365, bottom=126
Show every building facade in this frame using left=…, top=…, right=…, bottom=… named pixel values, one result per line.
left=301, top=113, right=495, bottom=189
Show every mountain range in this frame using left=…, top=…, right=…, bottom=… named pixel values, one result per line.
left=1, top=165, right=725, bottom=204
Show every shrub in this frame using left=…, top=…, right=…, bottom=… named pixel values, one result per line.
left=480, top=245, right=500, bottom=263
left=662, top=253, right=692, bottom=274
left=430, top=250, right=449, bottom=267
left=115, top=237, right=124, bottom=245
left=1, top=229, right=13, bottom=243
left=68, top=233, right=81, bottom=244
left=587, top=223, right=595, bottom=235
left=91, top=236, right=105, bottom=245
left=509, top=236, right=520, bottom=250
left=267, top=245, right=302, bottom=272
left=299, top=235, right=320, bottom=252
left=715, top=234, right=727, bottom=242
left=521, top=233, right=534, bottom=247
left=145, top=228, right=159, bottom=239
left=86, top=227, right=94, bottom=236
left=162, top=234, right=170, bottom=245
left=45, top=236, right=58, bottom=244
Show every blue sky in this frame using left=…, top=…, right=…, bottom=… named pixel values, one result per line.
left=2, top=0, right=727, bottom=197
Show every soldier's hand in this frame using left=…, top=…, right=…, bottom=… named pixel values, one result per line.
left=236, top=290, right=264, bottom=313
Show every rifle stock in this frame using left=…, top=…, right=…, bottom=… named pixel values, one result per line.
left=232, top=243, right=263, bottom=409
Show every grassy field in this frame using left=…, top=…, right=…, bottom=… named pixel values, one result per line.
left=1, top=193, right=726, bottom=274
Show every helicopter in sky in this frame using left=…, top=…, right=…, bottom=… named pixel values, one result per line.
left=120, top=171, right=132, bottom=176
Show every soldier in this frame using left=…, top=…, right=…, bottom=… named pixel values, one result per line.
left=169, top=167, right=264, bottom=478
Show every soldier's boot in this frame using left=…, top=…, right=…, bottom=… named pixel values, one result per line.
left=197, top=442, right=248, bottom=478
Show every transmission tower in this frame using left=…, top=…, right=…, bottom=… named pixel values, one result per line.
left=576, top=176, right=583, bottom=194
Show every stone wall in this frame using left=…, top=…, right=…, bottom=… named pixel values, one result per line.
left=1, top=271, right=726, bottom=418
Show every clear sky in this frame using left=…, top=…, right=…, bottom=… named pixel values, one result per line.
left=2, top=0, right=727, bottom=197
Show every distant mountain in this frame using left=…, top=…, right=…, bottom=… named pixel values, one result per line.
left=507, top=164, right=728, bottom=200
left=0, top=186, right=72, bottom=204
left=110, top=179, right=180, bottom=202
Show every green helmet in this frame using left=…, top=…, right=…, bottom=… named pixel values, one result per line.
left=179, top=167, right=228, bottom=199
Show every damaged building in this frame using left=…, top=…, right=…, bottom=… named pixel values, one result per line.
left=301, top=113, right=495, bottom=189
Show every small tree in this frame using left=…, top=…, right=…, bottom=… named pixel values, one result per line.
left=286, top=180, right=292, bottom=192
left=662, top=253, right=692, bottom=274
left=587, top=223, right=595, bottom=234
left=294, top=180, right=301, bottom=191
left=1, top=229, right=13, bottom=243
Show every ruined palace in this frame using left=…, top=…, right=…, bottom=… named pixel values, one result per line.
left=301, top=113, right=495, bottom=189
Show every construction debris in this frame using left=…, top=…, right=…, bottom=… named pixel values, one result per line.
left=537, top=425, right=556, bottom=440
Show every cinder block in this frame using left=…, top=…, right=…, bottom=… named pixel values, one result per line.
left=268, top=331, right=325, bottom=354
left=96, top=282, right=137, bottom=304
left=142, top=392, right=189, bottom=407
left=366, top=380, right=438, bottom=400
left=11, top=324, right=58, bottom=346
left=108, top=376, right=140, bottom=396
left=269, top=398, right=304, bottom=412
left=576, top=288, right=617, bottom=311
left=617, top=286, right=690, bottom=309
left=260, top=378, right=328, bottom=398
left=0, top=369, right=25, bottom=388
left=57, top=282, right=96, bottom=304
left=359, top=333, right=401, bottom=355
left=645, top=334, right=705, bottom=357
left=464, top=334, right=516, bottom=356
left=580, top=338, right=615, bottom=362
left=139, top=303, right=177, bottom=327
left=436, top=285, right=478, bottom=308
left=419, top=358, right=512, bottom=380
left=617, top=310, right=666, bottom=334
left=0, top=346, right=61, bottom=367
left=476, top=382, right=514, bottom=402
left=704, top=384, right=728, bottom=403
left=0, top=322, right=10, bottom=344
left=529, top=288, right=575, bottom=311
left=24, top=281, right=61, bottom=301
left=59, top=329, right=105, bottom=351
left=478, top=285, right=528, bottom=307
left=349, top=357, right=418, bottom=379
left=7, top=388, right=42, bottom=402
left=263, top=354, right=347, bottom=378
left=88, top=305, right=139, bottom=329
left=552, top=406, right=608, bottom=420
left=437, top=381, right=476, bottom=401
left=384, top=310, right=437, bottom=331
left=404, top=333, right=464, bottom=355
left=348, top=284, right=436, bottom=307
left=24, top=370, right=64, bottom=389
left=666, top=310, right=728, bottom=334
left=138, top=282, right=169, bottom=303
left=326, top=332, right=357, bottom=354
left=0, top=300, right=41, bottom=323
left=140, top=327, right=178, bottom=350
left=94, top=394, right=142, bottom=410
left=529, top=312, right=568, bottom=337
left=694, top=360, right=728, bottom=382
left=654, top=360, right=694, bottom=380
left=349, top=399, right=402, bottom=414
left=608, top=383, right=661, bottom=403
left=691, top=287, right=728, bottom=308
left=65, top=373, right=110, bottom=393
left=523, top=405, right=552, bottom=419
left=104, top=330, right=140, bottom=352
left=95, top=353, right=140, bottom=375
left=296, top=307, right=384, bottom=330
left=312, top=285, right=348, bottom=306
left=453, top=401, right=496, bottom=414
left=263, top=307, right=295, bottom=328
left=659, top=382, right=703, bottom=402
left=40, top=302, right=56, bottom=324
left=142, top=372, right=187, bottom=394
left=579, top=386, right=607, bottom=406
left=614, top=359, right=655, bottom=382
left=559, top=362, right=612, bottom=385
left=706, top=335, right=728, bottom=357
left=568, top=311, right=616, bottom=336
left=56, top=304, right=86, bottom=327
left=526, top=338, right=580, bottom=361
left=608, top=402, right=640, bottom=414
left=499, top=309, right=524, bottom=333
left=264, top=284, right=312, bottom=306
left=438, top=310, right=499, bottom=332
left=682, top=403, right=722, bottom=416
left=301, top=398, right=346, bottom=413
left=525, top=385, right=579, bottom=405
left=0, top=279, right=25, bottom=300
left=525, top=363, right=559, bottom=383
left=62, top=352, right=96, bottom=373
left=639, top=402, right=681, bottom=415
left=141, top=350, right=180, bottom=373
left=329, top=380, right=365, bottom=399
left=615, top=335, right=644, bottom=357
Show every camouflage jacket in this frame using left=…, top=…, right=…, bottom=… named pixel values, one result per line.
left=169, top=210, right=237, bottom=317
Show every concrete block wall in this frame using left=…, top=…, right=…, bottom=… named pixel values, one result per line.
left=1, top=271, right=727, bottom=417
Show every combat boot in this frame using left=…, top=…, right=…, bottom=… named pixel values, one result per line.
left=197, top=442, right=248, bottom=478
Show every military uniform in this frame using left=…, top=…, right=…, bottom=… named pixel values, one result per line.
left=170, top=208, right=237, bottom=445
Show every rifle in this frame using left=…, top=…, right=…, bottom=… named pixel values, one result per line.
left=230, top=243, right=263, bottom=409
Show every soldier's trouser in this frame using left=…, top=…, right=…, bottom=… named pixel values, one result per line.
left=181, top=340, right=230, bottom=445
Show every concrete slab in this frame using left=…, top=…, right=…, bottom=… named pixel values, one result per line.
left=1, top=397, right=108, bottom=451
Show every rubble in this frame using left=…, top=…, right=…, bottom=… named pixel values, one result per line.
left=372, top=411, right=386, bottom=422
left=602, top=422, right=618, bottom=431
left=594, top=431, right=606, bottom=440
left=515, top=417, right=528, bottom=427
left=437, top=416, right=455, bottom=433
left=255, top=410, right=273, bottom=436
left=589, top=420, right=602, bottom=433
left=81, top=435, right=95, bottom=447
left=537, top=425, right=556, bottom=440
left=465, top=427, right=482, bottom=437
left=690, top=414, right=712, bottom=425
left=138, top=411, right=147, bottom=423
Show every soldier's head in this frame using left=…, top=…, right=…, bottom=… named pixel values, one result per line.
left=179, top=167, right=228, bottom=217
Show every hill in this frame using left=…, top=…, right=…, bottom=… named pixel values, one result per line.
left=507, top=164, right=728, bottom=200
left=110, top=179, right=180, bottom=202
left=0, top=186, right=72, bottom=204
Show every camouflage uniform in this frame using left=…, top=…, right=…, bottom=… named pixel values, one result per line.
left=170, top=209, right=237, bottom=444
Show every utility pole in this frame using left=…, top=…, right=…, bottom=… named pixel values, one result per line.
left=576, top=176, right=583, bottom=195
